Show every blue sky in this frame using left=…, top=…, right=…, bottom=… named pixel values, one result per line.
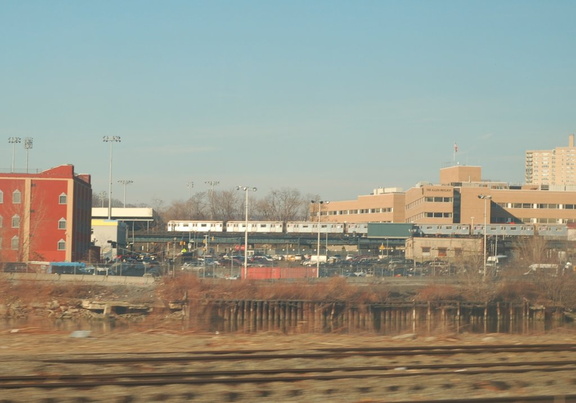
left=1, top=1, right=575, bottom=205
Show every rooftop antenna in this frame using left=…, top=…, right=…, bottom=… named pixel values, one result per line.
left=453, top=142, right=458, bottom=165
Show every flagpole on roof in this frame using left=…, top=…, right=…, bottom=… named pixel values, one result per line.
left=453, top=142, right=458, bottom=165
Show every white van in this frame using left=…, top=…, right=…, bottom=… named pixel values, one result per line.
left=486, top=255, right=509, bottom=267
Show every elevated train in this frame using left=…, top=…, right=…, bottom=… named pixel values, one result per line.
left=167, top=220, right=567, bottom=238
left=418, top=223, right=567, bottom=238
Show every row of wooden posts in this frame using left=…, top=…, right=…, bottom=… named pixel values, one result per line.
left=180, top=300, right=567, bottom=334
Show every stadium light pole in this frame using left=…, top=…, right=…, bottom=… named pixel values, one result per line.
left=237, top=186, right=257, bottom=279
left=8, top=137, right=21, bottom=173
left=24, top=137, right=33, bottom=173
left=103, top=136, right=121, bottom=220
left=311, top=200, right=329, bottom=277
left=186, top=181, right=194, bottom=201
left=118, top=180, right=133, bottom=207
left=478, top=194, right=492, bottom=277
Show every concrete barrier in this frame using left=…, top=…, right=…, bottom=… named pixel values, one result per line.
left=1, top=272, right=157, bottom=285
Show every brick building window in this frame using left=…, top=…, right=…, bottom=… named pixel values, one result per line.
left=12, top=190, right=21, bottom=204
left=57, top=240, right=66, bottom=250
left=58, top=218, right=67, bottom=230
left=11, top=215, right=20, bottom=228
left=0, top=190, right=3, bottom=203
left=59, top=193, right=67, bottom=204
left=11, top=236, right=19, bottom=250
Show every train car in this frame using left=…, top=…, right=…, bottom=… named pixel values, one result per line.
left=471, top=224, right=534, bottom=236
left=535, top=224, right=568, bottom=238
left=484, top=224, right=535, bottom=236
left=285, top=221, right=345, bottom=234
left=226, top=221, right=285, bottom=233
left=345, top=223, right=369, bottom=235
left=417, top=224, right=471, bottom=237
left=167, top=220, right=224, bottom=233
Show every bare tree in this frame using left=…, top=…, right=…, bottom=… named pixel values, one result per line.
left=185, top=192, right=208, bottom=220
left=514, top=236, right=551, bottom=266
left=212, top=189, right=242, bottom=221
left=256, top=188, right=309, bottom=221
left=153, top=188, right=314, bottom=226
left=92, top=191, right=122, bottom=208
left=161, top=200, right=195, bottom=222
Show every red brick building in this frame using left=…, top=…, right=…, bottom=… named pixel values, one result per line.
left=0, top=165, right=92, bottom=262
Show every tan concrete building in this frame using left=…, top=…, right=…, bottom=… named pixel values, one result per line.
left=320, top=191, right=405, bottom=223
left=405, top=236, right=482, bottom=261
left=526, top=134, right=576, bottom=188
left=319, top=164, right=576, bottom=225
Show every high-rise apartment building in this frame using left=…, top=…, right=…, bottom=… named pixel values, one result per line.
left=526, top=135, right=576, bottom=188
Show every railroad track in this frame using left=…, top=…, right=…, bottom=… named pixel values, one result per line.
left=2, top=360, right=576, bottom=388
left=41, top=343, right=576, bottom=363
left=2, top=343, right=576, bottom=402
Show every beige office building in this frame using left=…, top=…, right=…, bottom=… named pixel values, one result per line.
left=526, top=134, right=576, bottom=188
left=320, top=165, right=576, bottom=225
left=320, top=189, right=405, bottom=223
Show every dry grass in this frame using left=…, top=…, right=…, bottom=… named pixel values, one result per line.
left=414, top=284, right=462, bottom=302
left=3, top=273, right=576, bottom=310
left=156, top=275, right=390, bottom=304
left=0, top=278, right=155, bottom=305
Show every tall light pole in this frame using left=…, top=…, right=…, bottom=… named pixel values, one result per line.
left=24, top=137, right=33, bottom=173
left=205, top=181, right=219, bottom=220
left=237, top=186, right=257, bottom=279
left=8, top=137, right=21, bottom=173
left=186, top=181, right=194, bottom=244
left=186, top=181, right=194, bottom=201
left=311, top=200, right=329, bottom=277
left=409, top=227, right=417, bottom=276
left=117, top=180, right=133, bottom=207
left=478, top=194, right=492, bottom=277
left=103, top=136, right=121, bottom=220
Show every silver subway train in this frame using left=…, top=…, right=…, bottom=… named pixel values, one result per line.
left=167, top=220, right=567, bottom=237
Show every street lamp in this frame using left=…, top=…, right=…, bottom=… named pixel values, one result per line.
left=478, top=194, right=492, bottom=277
left=205, top=181, right=219, bottom=220
left=409, top=227, right=418, bottom=276
left=311, top=200, right=329, bottom=277
left=103, top=136, right=121, bottom=220
left=237, top=186, right=257, bottom=279
left=186, top=181, right=194, bottom=242
left=117, top=180, right=133, bottom=207
left=24, top=137, right=33, bottom=173
left=8, top=137, right=21, bottom=173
